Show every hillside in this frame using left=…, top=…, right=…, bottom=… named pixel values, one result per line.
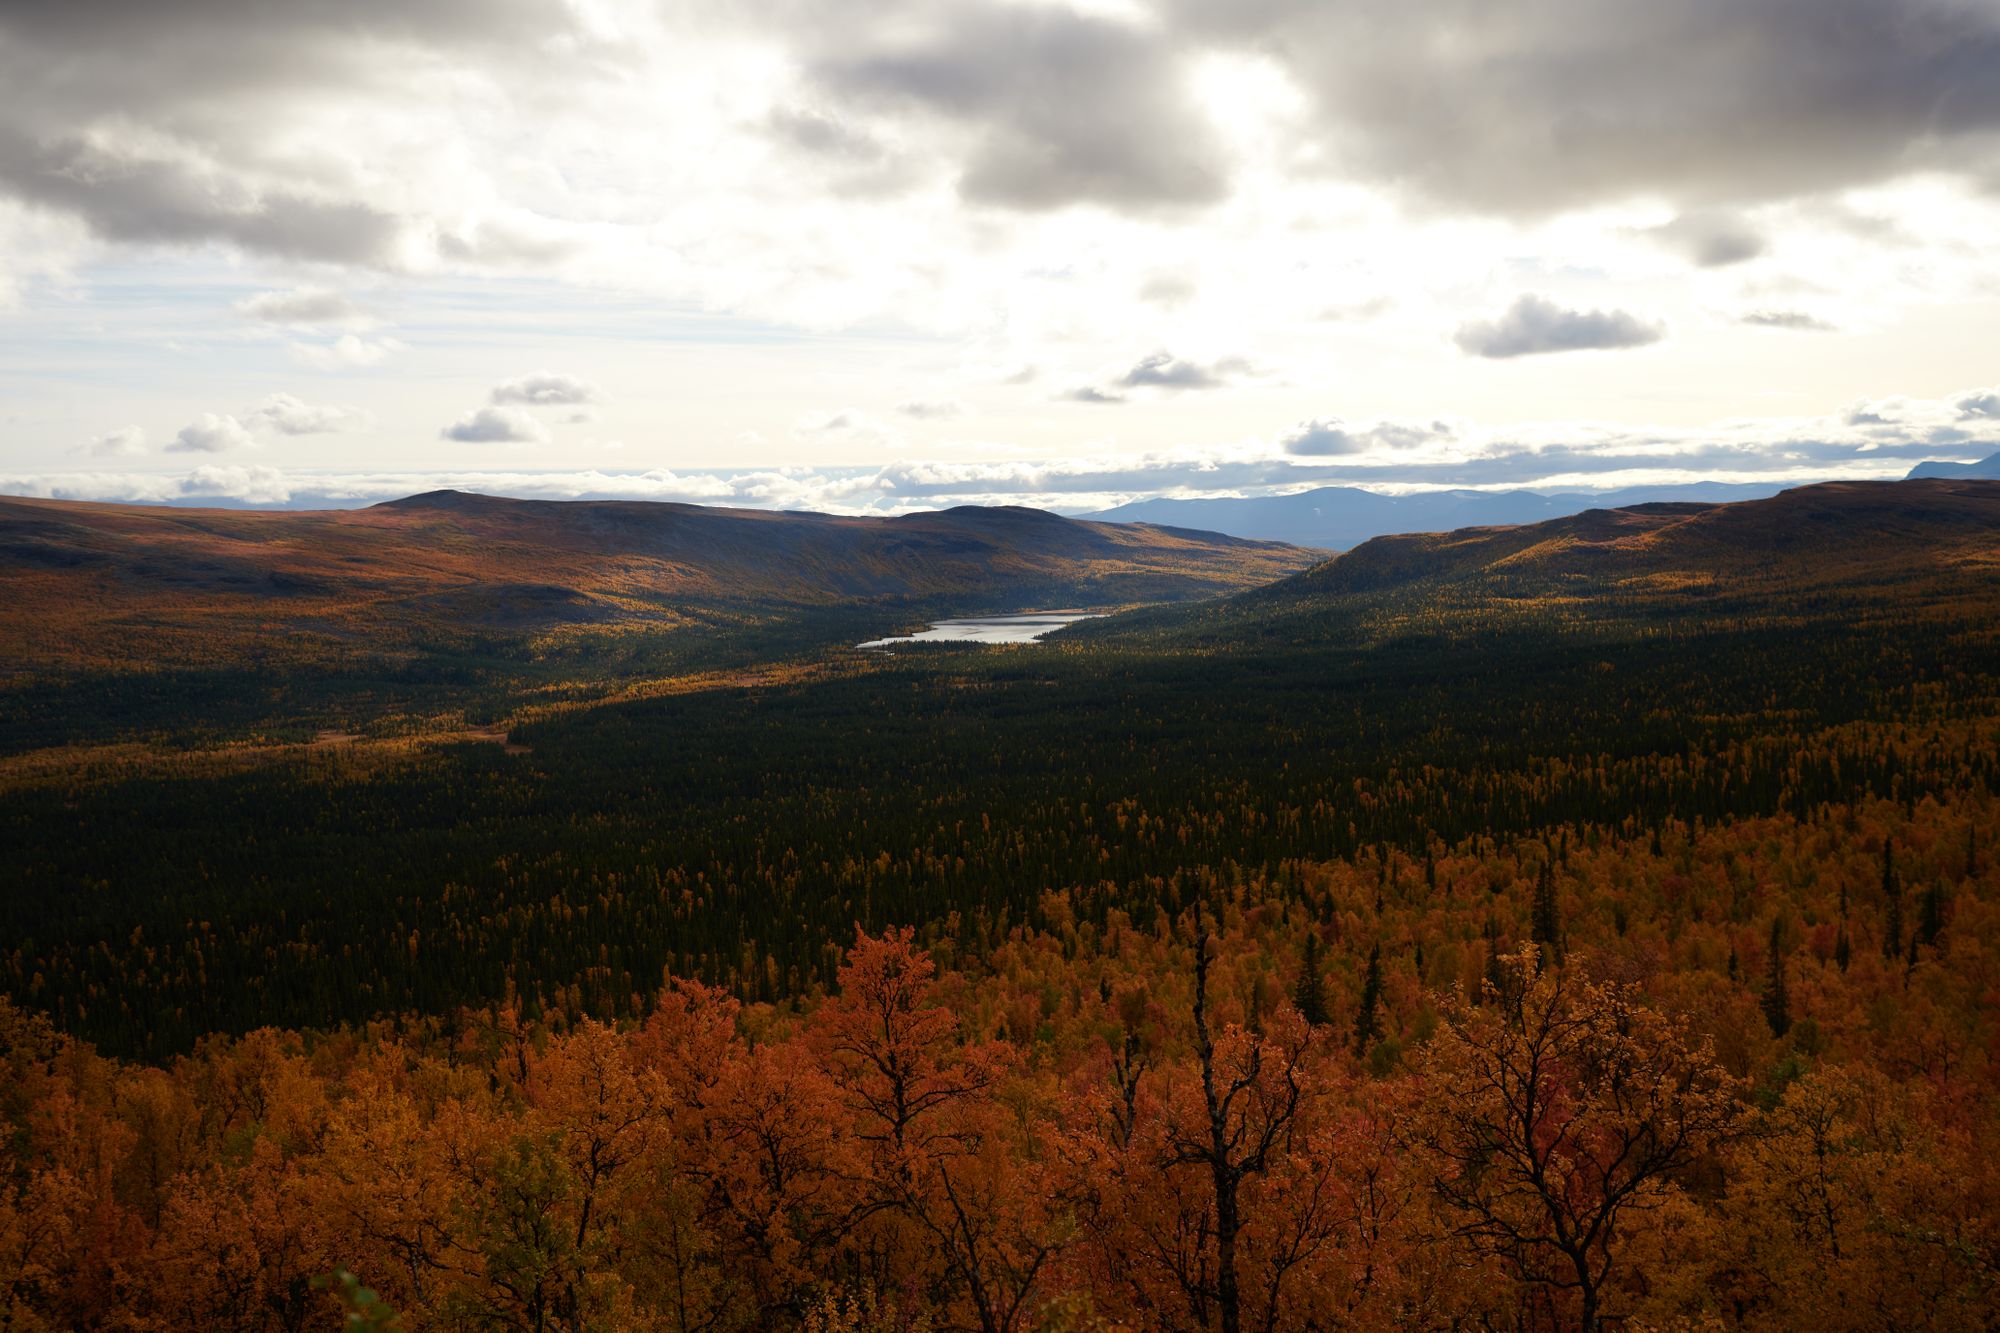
left=5, top=476, right=2000, bottom=1332
left=0, top=490, right=1311, bottom=674
left=1909, top=450, right=2000, bottom=480
left=1255, top=478, right=2000, bottom=606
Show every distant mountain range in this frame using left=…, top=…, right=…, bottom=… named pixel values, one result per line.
left=1907, top=451, right=2000, bottom=481
left=1083, top=481, right=1817, bottom=549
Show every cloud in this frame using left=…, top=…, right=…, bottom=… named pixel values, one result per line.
left=1059, top=352, right=1251, bottom=404
left=234, top=288, right=372, bottom=328
left=246, top=394, right=371, bottom=436
left=793, top=409, right=900, bottom=448
left=167, top=413, right=253, bottom=454
left=1741, top=310, right=1836, bottom=332
left=1454, top=295, right=1664, bottom=359
left=491, top=372, right=601, bottom=407
left=1645, top=210, right=1767, bottom=267
left=15, top=383, right=2000, bottom=511
left=1282, top=417, right=1455, bottom=457
left=288, top=335, right=400, bottom=370
left=894, top=397, right=966, bottom=420
left=1956, top=391, right=2000, bottom=419
left=180, top=465, right=294, bottom=506
left=76, top=425, right=146, bottom=458
left=1164, top=0, right=2000, bottom=215
left=808, top=2, right=1229, bottom=213
left=1116, top=352, right=1248, bottom=391
left=441, top=406, right=548, bottom=444
left=0, top=128, right=411, bottom=266
left=1281, top=420, right=1358, bottom=457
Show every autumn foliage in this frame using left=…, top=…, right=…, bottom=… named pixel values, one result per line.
left=3, top=771, right=1998, bottom=1330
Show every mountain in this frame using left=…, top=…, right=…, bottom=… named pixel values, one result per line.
left=1908, top=451, right=2000, bottom=480
left=1085, top=481, right=1805, bottom=549
left=0, top=490, right=1313, bottom=673
left=1074, top=479, right=2000, bottom=652
left=1260, top=478, right=2000, bottom=604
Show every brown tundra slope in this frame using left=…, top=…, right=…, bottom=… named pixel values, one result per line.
left=1279, top=479, right=2000, bottom=600
left=0, top=490, right=1315, bottom=671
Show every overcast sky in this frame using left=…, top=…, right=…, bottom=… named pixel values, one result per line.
left=4, top=0, right=2000, bottom=511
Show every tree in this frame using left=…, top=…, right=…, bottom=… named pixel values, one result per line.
left=1531, top=862, right=1563, bottom=964
left=1353, top=943, right=1383, bottom=1060
left=1409, top=946, right=1742, bottom=1333
left=816, top=927, right=1058, bottom=1333
left=1156, top=897, right=1316, bottom=1333
left=1294, top=934, right=1330, bottom=1029
left=1882, top=841, right=1904, bottom=958
left=1917, top=882, right=1947, bottom=950
left=1762, top=918, right=1790, bottom=1039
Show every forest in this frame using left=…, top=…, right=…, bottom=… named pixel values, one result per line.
left=0, top=480, right=1996, bottom=1329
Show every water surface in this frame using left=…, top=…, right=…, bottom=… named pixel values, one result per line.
left=857, top=611, right=1099, bottom=649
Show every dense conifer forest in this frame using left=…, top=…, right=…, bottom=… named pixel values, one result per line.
left=0, top=480, right=1996, bottom=1329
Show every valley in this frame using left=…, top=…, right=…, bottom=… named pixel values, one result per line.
left=0, top=478, right=1996, bottom=1330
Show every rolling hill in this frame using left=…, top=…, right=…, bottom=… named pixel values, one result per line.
left=0, top=490, right=1312, bottom=674
left=1277, top=478, right=2000, bottom=597
left=1077, top=479, right=2000, bottom=648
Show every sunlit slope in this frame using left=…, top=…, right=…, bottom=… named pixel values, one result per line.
left=0, top=490, right=1312, bottom=670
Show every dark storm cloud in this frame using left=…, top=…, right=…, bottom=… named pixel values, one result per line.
left=807, top=3, right=1229, bottom=213
left=1455, top=295, right=1664, bottom=359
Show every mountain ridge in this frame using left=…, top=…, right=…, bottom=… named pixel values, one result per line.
left=0, top=491, right=1313, bottom=673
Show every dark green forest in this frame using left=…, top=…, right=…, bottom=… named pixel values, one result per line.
left=6, top=564, right=1994, bottom=1059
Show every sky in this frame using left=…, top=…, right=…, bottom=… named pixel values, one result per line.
left=3, top=0, right=2000, bottom=513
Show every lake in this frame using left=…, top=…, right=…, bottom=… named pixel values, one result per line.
left=856, top=611, right=1100, bottom=649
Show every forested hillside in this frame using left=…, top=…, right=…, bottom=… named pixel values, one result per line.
left=0, top=492, right=1309, bottom=752
left=0, top=480, right=1996, bottom=1329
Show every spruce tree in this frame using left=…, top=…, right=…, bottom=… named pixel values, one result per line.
left=1918, top=882, right=1947, bottom=950
left=1531, top=862, right=1562, bottom=964
left=1294, top=933, right=1330, bottom=1029
left=1354, top=942, right=1383, bottom=1058
left=1762, top=917, right=1790, bottom=1038
left=1883, top=844, right=1904, bottom=960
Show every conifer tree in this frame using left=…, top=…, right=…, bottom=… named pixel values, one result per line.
left=1354, top=943, right=1383, bottom=1059
left=1762, top=917, right=1790, bottom=1039
left=1883, top=842, right=1904, bottom=959
left=1293, top=933, right=1330, bottom=1028
left=1918, top=882, right=1947, bottom=950
left=1531, top=862, right=1563, bottom=964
